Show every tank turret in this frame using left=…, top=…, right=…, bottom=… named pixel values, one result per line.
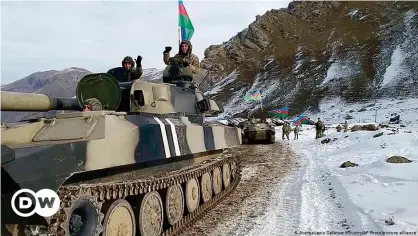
left=74, top=66, right=222, bottom=116
left=129, top=64, right=222, bottom=116
left=1, top=68, right=222, bottom=118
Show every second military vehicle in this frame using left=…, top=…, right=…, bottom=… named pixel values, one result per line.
left=1, top=62, right=242, bottom=236
left=241, top=118, right=276, bottom=144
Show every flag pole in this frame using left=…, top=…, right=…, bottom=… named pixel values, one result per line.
left=178, top=27, right=181, bottom=45
left=178, top=0, right=182, bottom=45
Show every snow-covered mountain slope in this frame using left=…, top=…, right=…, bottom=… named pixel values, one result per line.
left=201, top=1, right=418, bottom=118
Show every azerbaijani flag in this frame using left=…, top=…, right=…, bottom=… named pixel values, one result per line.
left=244, top=89, right=262, bottom=102
left=268, top=107, right=288, bottom=119
left=293, top=115, right=309, bottom=126
left=179, top=0, right=194, bottom=41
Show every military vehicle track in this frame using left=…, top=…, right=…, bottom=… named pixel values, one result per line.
left=41, top=152, right=241, bottom=236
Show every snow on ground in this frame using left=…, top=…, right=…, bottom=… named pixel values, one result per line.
left=306, top=97, right=418, bottom=125
left=273, top=124, right=418, bottom=233
left=202, top=97, right=418, bottom=234
left=207, top=97, right=418, bottom=128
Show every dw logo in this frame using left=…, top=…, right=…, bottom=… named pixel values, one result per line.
left=11, top=189, right=61, bottom=217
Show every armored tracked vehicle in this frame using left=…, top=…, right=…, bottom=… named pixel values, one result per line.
left=1, top=64, right=242, bottom=236
left=241, top=118, right=275, bottom=144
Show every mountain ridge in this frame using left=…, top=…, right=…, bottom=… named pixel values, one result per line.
left=200, top=1, right=418, bottom=118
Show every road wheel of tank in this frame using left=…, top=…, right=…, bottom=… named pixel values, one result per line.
left=222, top=163, right=231, bottom=188
left=102, top=199, right=136, bottom=236
left=61, top=194, right=104, bottom=236
left=212, top=167, right=222, bottom=195
left=231, top=161, right=237, bottom=179
left=138, top=191, right=163, bottom=236
left=165, top=184, right=184, bottom=226
left=200, top=172, right=212, bottom=203
left=185, top=178, right=200, bottom=213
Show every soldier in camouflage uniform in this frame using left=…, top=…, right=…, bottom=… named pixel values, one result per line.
left=294, top=124, right=300, bottom=140
left=107, top=56, right=143, bottom=82
left=163, top=40, right=201, bottom=75
left=282, top=122, right=290, bottom=140
left=343, top=121, right=348, bottom=132
left=336, top=124, right=342, bottom=132
left=315, top=118, right=324, bottom=139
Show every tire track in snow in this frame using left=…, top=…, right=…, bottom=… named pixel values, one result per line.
left=296, top=140, right=380, bottom=233
left=244, top=146, right=303, bottom=236
left=298, top=148, right=341, bottom=231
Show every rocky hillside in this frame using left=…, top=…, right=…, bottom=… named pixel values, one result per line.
left=200, top=1, right=418, bottom=118
left=1, top=67, right=163, bottom=122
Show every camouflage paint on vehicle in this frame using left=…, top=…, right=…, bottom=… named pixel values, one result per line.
left=2, top=112, right=240, bottom=193
left=1, top=65, right=242, bottom=235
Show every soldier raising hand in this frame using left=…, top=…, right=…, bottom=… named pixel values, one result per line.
left=107, top=55, right=143, bottom=82
left=163, top=40, right=201, bottom=74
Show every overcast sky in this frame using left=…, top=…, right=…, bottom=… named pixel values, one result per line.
left=1, top=0, right=290, bottom=84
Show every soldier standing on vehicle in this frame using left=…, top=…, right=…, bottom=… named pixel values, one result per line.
left=107, top=56, right=143, bottom=82
left=343, top=120, right=348, bottom=132
left=163, top=40, right=201, bottom=74
left=294, top=124, right=300, bottom=140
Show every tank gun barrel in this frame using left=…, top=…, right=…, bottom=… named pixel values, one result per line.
left=1, top=91, right=81, bottom=111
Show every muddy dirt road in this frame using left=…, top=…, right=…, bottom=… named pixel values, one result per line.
left=179, top=142, right=300, bottom=236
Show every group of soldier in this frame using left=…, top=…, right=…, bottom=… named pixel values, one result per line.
left=315, top=119, right=349, bottom=139
left=279, top=118, right=349, bottom=141
left=336, top=121, right=349, bottom=133
left=107, top=40, right=200, bottom=83
left=282, top=122, right=300, bottom=140
left=82, top=40, right=200, bottom=112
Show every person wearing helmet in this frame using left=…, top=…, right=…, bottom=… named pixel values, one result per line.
left=107, top=55, right=143, bottom=82
left=163, top=40, right=201, bottom=74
